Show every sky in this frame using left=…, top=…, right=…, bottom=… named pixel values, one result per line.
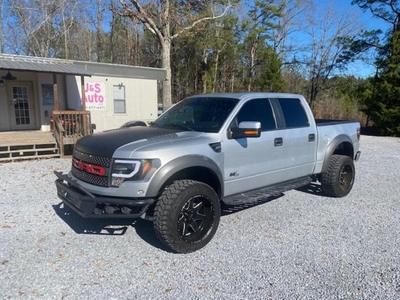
left=329, top=0, right=392, bottom=77
left=272, top=0, right=393, bottom=78
left=243, top=0, right=392, bottom=78
left=336, top=0, right=393, bottom=35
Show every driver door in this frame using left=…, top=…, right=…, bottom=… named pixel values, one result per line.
left=223, top=98, right=285, bottom=197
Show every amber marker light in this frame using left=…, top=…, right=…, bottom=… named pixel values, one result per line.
left=141, top=160, right=152, bottom=177
left=244, top=130, right=258, bottom=135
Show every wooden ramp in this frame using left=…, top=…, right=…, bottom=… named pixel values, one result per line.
left=0, top=131, right=60, bottom=162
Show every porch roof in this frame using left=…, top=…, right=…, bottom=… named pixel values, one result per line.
left=0, top=54, right=92, bottom=76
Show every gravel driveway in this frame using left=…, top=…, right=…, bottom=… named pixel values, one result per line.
left=1, top=135, right=399, bottom=299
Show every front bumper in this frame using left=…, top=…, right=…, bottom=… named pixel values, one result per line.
left=54, top=171, right=155, bottom=218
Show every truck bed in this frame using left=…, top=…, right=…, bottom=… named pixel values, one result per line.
left=315, top=119, right=359, bottom=126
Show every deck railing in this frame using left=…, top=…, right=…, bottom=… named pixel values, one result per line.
left=52, top=110, right=91, bottom=157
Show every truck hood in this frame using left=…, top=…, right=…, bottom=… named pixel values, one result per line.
left=74, top=126, right=200, bottom=157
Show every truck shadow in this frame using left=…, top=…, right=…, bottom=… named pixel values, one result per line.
left=53, top=203, right=172, bottom=252
left=53, top=203, right=134, bottom=235
left=53, top=186, right=321, bottom=252
left=53, top=193, right=284, bottom=237
left=295, top=182, right=326, bottom=196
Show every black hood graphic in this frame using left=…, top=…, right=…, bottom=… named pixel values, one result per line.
left=74, top=126, right=180, bottom=157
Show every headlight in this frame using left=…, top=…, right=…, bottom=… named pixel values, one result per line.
left=110, top=159, right=158, bottom=187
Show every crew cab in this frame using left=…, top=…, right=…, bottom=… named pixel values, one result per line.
left=55, top=93, right=361, bottom=253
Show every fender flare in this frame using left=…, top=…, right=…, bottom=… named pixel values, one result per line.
left=145, top=155, right=224, bottom=197
left=321, top=134, right=354, bottom=174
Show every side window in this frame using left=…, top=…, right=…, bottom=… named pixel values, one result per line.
left=237, top=99, right=276, bottom=131
left=278, top=98, right=309, bottom=128
left=113, top=85, right=126, bottom=114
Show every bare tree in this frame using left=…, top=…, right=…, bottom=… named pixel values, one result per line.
left=299, top=1, right=363, bottom=109
left=9, top=0, right=79, bottom=57
left=271, top=0, right=312, bottom=62
left=0, top=0, right=6, bottom=53
left=113, top=0, right=232, bottom=110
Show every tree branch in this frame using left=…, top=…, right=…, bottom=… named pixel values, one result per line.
left=170, top=4, right=232, bottom=40
left=115, top=0, right=163, bottom=41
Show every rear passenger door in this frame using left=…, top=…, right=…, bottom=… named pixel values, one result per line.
left=273, top=97, right=317, bottom=180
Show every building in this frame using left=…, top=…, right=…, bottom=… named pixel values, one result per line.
left=0, top=54, right=166, bottom=159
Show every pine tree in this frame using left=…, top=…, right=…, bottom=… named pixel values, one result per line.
left=373, top=29, right=400, bottom=135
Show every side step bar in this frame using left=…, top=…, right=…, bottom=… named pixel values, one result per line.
left=222, top=176, right=312, bottom=206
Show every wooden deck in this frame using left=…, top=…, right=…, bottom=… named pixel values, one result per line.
left=0, top=130, right=55, bottom=146
left=0, top=130, right=60, bottom=162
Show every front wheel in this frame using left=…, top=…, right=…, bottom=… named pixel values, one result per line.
left=153, top=180, right=221, bottom=253
left=321, top=154, right=355, bottom=197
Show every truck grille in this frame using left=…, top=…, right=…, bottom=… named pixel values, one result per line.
left=72, top=149, right=111, bottom=167
left=71, top=149, right=111, bottom=187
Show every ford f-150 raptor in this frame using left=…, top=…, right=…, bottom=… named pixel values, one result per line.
left=55, top=93, right=361, bottom=253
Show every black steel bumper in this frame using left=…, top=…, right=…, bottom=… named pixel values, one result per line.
left=54, top=171, right=155, bottom=218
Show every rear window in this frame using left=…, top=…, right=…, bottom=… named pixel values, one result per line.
left=277, top=98, right=309, bottom=128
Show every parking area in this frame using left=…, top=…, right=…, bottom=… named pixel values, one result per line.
left=1, top=135, right=399, bottom=299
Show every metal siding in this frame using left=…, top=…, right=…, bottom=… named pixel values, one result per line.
left=0, top=54, right=166, bottom=80
left=0, top=55, right=92, bottom=76
left=73, top=61, right=166, bottom=81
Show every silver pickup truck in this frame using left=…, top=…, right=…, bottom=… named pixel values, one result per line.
left=55, top=93, right=361, bottom=253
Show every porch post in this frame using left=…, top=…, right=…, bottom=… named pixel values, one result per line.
left=52, top=73, right=64, bottom=157
left=81, top=75, right=86, bottom=110
left=81, top=75, right=89, bottom=135
left=53, top=74, right=59, bottom=111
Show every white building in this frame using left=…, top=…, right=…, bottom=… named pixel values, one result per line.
left=0, top=54, right=166, bottom=133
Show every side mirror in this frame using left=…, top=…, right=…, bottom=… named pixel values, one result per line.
left=231, top=121, right=261, bottom=139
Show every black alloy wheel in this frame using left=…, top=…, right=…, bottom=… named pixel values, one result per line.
left=154, top=180, right=221, bottom=253
left=178, top=194, right=214, bottom=243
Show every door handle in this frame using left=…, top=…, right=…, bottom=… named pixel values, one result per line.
left=308, top=133, right=315, bottom=142
left=274, top=137, right=283, bottom=147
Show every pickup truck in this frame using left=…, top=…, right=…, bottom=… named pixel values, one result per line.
left=55, top=93, right=361, bottom=253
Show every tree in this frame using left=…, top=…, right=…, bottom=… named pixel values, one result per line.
left=371, top=30, right=400, bottom=135
left=241, top=0, right=282, bottom=91
left=255, top=47, right=286, bottom=92
left=113, top=0, right=232, bottom=110
left=271, top=0, right=312, bottom=62
left=351, top=0, right=400, bottom=135
left=0, top=0, right=7, bottom=53
left=8, top=0, right=80, bottom=57
left=297, top=1, right=363, bottom=110
left=193, top=14, right=239, bottom=94
left=352, top=0, right=400, bottom=33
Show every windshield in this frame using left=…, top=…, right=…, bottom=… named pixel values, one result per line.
left=153, top=97, right=239, bottom=133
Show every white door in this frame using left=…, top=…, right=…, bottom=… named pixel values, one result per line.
left=8, top=82, right=36, bottom=130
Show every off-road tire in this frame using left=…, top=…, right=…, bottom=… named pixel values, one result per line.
left=153, top=180, right=221, bottom=253
left=321, top=154, right=355, bottom=197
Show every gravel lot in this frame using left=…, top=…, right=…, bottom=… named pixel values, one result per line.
left=1, top=135, right=399, bottom=299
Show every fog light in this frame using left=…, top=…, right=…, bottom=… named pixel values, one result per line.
left=111, top=177, right=125, bottom=187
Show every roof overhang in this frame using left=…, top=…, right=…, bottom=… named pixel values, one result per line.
left=0, top=54, right=92, bottom=76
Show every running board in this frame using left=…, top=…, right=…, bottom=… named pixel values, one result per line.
left=222, top=176, right=312, bottom=206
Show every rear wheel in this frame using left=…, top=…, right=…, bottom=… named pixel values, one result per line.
left=153, top=180, right=220, bottom=253
left=321, top=154, right=355, bottom=197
